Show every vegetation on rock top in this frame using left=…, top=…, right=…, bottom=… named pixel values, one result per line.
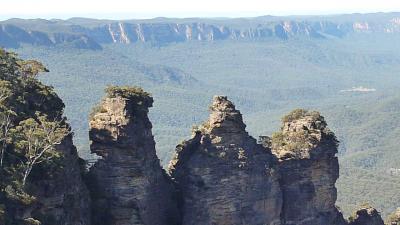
left=105, top=85, right=153, bottom=107
left=270, top=108, right=338, bottom=159
left=281, top=108, right=322, bottom=123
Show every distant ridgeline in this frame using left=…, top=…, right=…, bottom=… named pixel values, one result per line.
left=1, top=13, right=400, bottom=49
left=1, top=48, right=400, bottom=225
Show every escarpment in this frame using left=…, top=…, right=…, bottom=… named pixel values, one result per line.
left=3, top=14, right=400, bottom=49
left=87, top=87, right=179, bottom=225
left=168, top=96, right=283, bottom=225
left=269, top=109, right=346, bottom=225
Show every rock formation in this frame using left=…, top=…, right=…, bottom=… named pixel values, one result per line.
left=169, top=96, right=283, bottom=225
left=348, top=205, right=385, bottom=225
left=87, top=87, right=179, bottom=225
left=387, top=208, right=400, bottom=225
left=270, top=109, right=346, bottom=225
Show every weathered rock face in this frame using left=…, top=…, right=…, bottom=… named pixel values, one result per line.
left=270, top=110, right=346, bottom=225
left=348, top=206, right=384, bottom=225
left=387, top=208, right=400, bottom=225
left=88, top=92, right=179, bottom=225
left=169, top=96, right=283, bottom=225
left=28, top=135, right=91, bottom=225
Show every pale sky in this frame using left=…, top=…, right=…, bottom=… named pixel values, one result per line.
left=1, top=0, right=400, bottom=20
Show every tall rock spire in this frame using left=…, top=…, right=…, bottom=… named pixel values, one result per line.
left=87, top=86, right=179, bottom=225
left=169, top=96, right=283, bottom=225
left=271, top=109, right=346, bottom=225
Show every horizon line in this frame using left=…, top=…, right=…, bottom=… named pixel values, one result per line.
left=1, top=10, right=400, bottom=21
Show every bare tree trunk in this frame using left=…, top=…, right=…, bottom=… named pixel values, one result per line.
left=22, top=164, right=33, bottom=186
left=0, top=114, right=10, bottom=167
left=0, top=141, right=6, bottom=167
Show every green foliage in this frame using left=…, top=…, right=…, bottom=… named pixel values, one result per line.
left=17, top=60, right=49, bottom=78
left=12, top=114, right=69, bottom=186
left=0, top=48, right=69, bottom=224
left=105, top=85, right=153, bottom=108
left=271, top=130, right=313, bottom=153
left=281, top=109, right=321, bottom=123
left=271, top=109, right=323, bottom=154
left=4, top=185, right=36, bottom=206
left=0, top=48, right=64, bottom=121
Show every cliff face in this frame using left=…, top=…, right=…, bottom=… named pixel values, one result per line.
left=270, top=110, right=346, bottom=225
left=27, top=135, right=91, bottom=225
left=169, top=96, right=283, bottom=225
left=0, top=24, right=102, bottom=49
left=2, top=13, right=400, bottom=49
left=87, top=90, right=179, bottom=225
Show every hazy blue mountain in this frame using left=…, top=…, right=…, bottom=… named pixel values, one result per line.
left=2, top=12, right=400, bottom=49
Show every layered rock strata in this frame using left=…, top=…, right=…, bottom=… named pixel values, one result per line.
left=270, top=109, right=346, bottom=225
left=169, top=96, right=283, bottom=225
left=87, top=90, right=179, bottom=225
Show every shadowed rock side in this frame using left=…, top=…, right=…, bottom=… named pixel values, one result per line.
left=33, top=135, right=91, bottom=225
left=269, top=109, right=346, bottom=225
left=169, top=96, right=283, bottom=225
left=11, top=134, right=92, bottom=225
left=87, top=89, right=179, bottom=225
left=348, top=205, right=385, bottom=225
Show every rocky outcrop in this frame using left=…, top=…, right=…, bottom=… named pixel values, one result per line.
left=87, top=87, right=179, bottom=225
left=270, top=109, right=346, bottom=225
left=387, top=208, right=400, bottom=225
left=169, top=96, right=283, bottom=225
left=348, top=205, right=385, bottom=225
